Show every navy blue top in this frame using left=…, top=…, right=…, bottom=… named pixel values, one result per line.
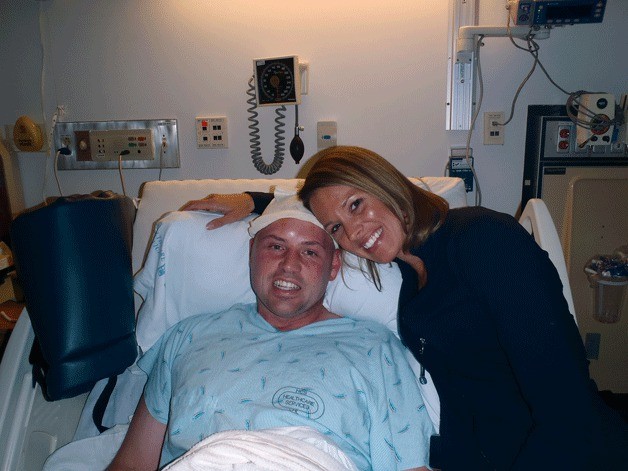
left=396, top=206, right=601, bottom=469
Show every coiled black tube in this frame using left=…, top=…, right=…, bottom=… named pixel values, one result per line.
left=247, top=76, right=286, bottom=175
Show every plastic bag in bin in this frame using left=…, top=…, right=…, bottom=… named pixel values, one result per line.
left=584, top=245, right=628, bottom=324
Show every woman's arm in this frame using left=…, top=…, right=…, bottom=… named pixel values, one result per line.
left=180, top=192, right=273, bottom=229
left=107, top=395, right=167, bottom=471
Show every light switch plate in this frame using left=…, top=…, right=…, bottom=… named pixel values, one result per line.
left=317, top=121, right=337, bottom=150
left=483, top=111, right=505, bottom=145
left=196, top=116, right=228, bottom=149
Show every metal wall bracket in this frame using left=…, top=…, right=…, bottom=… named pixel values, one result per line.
left=446, top=0, right=478, bottom=131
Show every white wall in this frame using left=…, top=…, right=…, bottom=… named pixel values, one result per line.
left=1, top=0, right=627, bottom=215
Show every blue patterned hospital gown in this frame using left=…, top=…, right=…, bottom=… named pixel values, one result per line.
left=139, top=303, right=433, bottom=470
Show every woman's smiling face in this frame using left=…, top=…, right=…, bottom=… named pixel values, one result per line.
left=308, top=185, right=406, bottom=264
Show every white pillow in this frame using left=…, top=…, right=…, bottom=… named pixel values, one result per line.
left=134, top=211, right=401, bottom=353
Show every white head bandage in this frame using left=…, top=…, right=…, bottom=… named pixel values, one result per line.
left=248, top=187, right=338, bottom=248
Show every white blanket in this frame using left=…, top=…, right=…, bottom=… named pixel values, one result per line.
left=43, top=425, right=357, bottom=471
left=163, top=427, right=359, bottom=471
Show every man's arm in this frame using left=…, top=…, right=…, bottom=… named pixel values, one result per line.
left=107, top=395, right=167, bottom=471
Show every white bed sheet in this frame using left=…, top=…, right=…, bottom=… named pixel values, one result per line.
left=42, top=425, right=128, bottom=471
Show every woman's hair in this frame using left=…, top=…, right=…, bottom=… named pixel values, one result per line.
left=299, top=146, right=449, bottom=289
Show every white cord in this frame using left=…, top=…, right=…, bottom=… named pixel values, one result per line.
left=465, top=35, right=484, bottom=207
left=53, top=149, right=63, bottom=196
left=118, top=151, right=129, bottom=196
left=1, top=311, right=17, bottom=323
left=41, top=108, right=64, bottom=204
left=39, top=5, right=48, bottom=156
left=39, top=5, right=50, bottom=205
left=414, top=176, right=433, bottom=193
left=495, top=18, right=540, bottom=127
left=39, top=7, right=62, bottom=203
left=158, top=138, right=166, bottom=181
left=501, top=13, right=610, bottom=135
left=38, top=4, right=65, bottom=204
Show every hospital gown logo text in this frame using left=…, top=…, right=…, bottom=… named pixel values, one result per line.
left=272, top=387, right=324, bottom=419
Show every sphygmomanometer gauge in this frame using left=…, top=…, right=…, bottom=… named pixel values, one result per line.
left=254, top=56, right=300, bottom=106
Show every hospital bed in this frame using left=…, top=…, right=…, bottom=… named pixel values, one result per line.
left=0, top=176, right=573, bottom=470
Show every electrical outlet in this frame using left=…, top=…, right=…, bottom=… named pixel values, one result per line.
left=196, top=116, right=228, bottom=149
left=484, top=111, right=505, bottom=145
left=89, top=128, right=154, bottom=161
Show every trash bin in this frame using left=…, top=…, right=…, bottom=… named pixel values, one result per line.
left=585, top=246, right=628, bottom=324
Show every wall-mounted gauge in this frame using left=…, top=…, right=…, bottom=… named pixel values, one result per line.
left=254, top=56, right=301, bottom=106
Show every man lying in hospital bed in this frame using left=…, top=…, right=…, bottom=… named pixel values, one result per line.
left=48, top=190, right=434, bottom=470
